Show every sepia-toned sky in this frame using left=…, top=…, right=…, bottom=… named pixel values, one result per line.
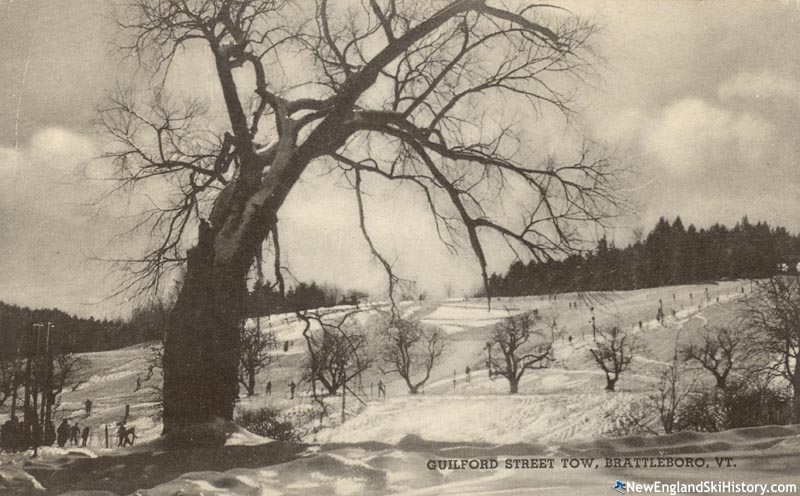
left=1, top=0, right=799, bottom=318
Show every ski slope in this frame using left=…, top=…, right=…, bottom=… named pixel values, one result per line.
left=4, top=280, right=790, bottom=496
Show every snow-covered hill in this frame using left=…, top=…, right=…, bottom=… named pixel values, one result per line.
left=4, top=280, right=797, bottom=495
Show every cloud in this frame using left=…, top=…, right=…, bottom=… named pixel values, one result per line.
left=641, top=98, right=774, bottom=176
left=718, top=70, right=800, bottom=107
left=0, top=127, right=127, bottom=317
left=0, top=126, right=97, bottom=184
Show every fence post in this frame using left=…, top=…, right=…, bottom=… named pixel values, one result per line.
left=105, top=424, right=109, bottom=448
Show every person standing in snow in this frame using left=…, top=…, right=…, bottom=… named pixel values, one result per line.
left=465, top=366, right=471, bottom=382
left=70, top=423, right=81, bottom=445
left=265, top=380, right=272, bottom=396
left=117, top=423, right=127, bottom=447
left=289, top=380, right=296, bottom=399
left=85, top=399, right=93, bottom=416
left=81, top=426, right=90, bottom=447
left=56, top=419, right=69, bottom=448
left=44, top=421, right=56, bottom=446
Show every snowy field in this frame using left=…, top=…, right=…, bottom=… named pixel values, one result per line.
left=3, top=280, right=798, bottom=495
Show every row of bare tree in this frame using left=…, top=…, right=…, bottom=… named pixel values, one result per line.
left=233, top=305, right=558, bottom=402
left=0, top=325, right=85, bottom=451
left=594, top=276, right=800, bottom=435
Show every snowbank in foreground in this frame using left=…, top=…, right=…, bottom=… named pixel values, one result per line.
left=125, top=425, right=800, bottom=496
left=317, top=393, right=643, bottom=445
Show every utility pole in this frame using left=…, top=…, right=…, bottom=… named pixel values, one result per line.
left=22, top=323, right=33, bottom=448
left=31, top=323, right=43, bottom=457
left=42, top=323, right=54, bottom=438
left=38, top=323, right=51, bottom=426
left=10, top=323, right=23, bottom=429
left=341, top=373, right=346, bottom=424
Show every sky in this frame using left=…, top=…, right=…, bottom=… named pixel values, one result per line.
left=1, top=0, right=799, bottom=318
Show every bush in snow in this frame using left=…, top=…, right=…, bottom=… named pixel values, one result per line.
left=674, top=390, right=728, bottom=432
left=602, top=398, right=655, bottom=437
left=236, top=407, right=302, bottom=443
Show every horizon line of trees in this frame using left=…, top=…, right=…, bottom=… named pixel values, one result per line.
left=0, top=280, right=368, bottom=356
left=246, top=281, right=370, bottom=318
left=487, top=216, right=800, bottom=297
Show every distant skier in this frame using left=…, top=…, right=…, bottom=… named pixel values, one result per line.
left=465, top=366, right=471, bottom=383
left=85, top=399, right=93, bottom=416
left=289, top=380, right=296, bottom=399
left=377, top=380, right=386, bottom=398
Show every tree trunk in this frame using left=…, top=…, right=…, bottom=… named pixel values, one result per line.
left=605, top=376, right=617, bottom=391
left=247, top=370, right=256, bottom=397
left=162, top=221, right=246, bottom=437
left=509, top=378, right=519, bottom=394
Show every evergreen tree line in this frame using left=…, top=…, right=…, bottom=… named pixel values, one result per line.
left=246, top=281, right=369, bottom=317
left=0, top=301, right=139, bottom=356
left=487, top=216, right=800, bottom=296
left=0, top=280, right=370, bottom=355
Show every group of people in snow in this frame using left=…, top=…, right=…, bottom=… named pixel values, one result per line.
left=0, top=397, right=142, bottom=451
left=56, top=418, right=90, bottom=448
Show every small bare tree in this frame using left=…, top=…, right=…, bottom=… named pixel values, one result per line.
left=489, top=312, right=554, bottom=394
left=379, top=315, right=446, bottom=394
left=299, top=311, right=372, bottom=397
left=0, top=358, right=21, bottom=408
left=51, top=353, right=87, bottom=397
left=238, top=319, right=277, bottom=396
left=589, top=326, right=635, bottom=391
left=143, top=345, right=164, bottom=414
left=745, top=276, right=800, bottom=422
left=650, top=329, right=696, bottom=434
left=681, top=326, right=744, bottom=390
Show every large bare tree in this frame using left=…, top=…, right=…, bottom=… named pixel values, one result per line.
left=102, top=0, right=622, bottom=440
